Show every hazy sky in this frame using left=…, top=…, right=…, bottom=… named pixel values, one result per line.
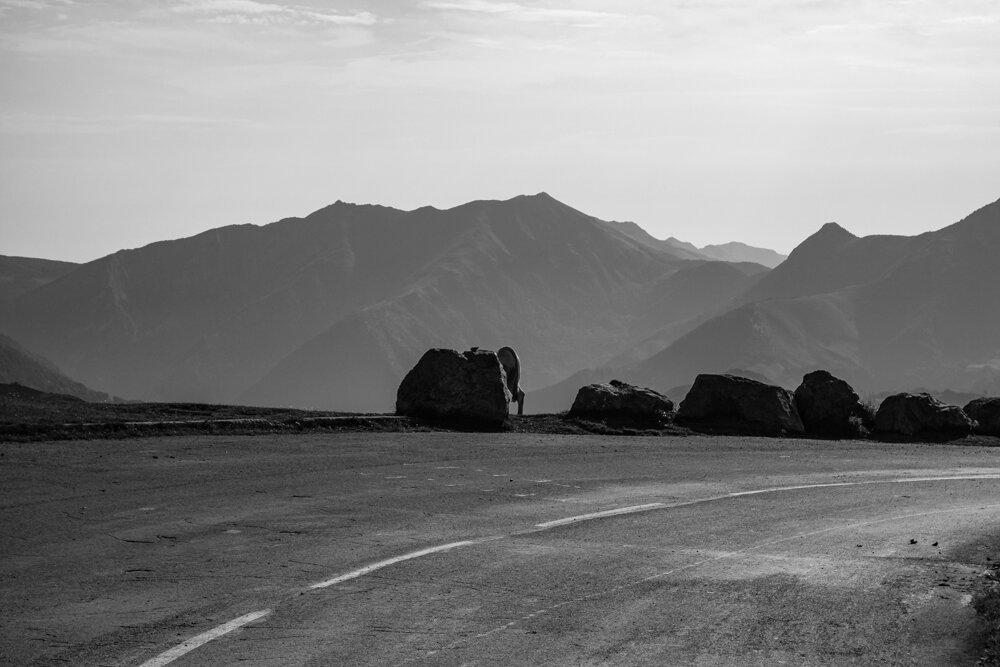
left=2, top=0, right=999, bottom=262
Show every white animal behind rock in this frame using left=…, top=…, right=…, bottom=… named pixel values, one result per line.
left=497, top=346, right=525, bottom=416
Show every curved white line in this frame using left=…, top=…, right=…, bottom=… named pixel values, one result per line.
left=536, top=503, right=666, bottom=528
left=535, top=474, right=1000, bottom=530
left=309, top=540, right=476, bottom=589
left=138, top=609, right=270, bottom=667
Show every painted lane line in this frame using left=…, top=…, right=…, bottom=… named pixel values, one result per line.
left=894, top=474, right=1000, bottom=483
left=138, top=610, right=271, bottom=667
left=536, top=503, right=666, bottom=528
left=309, top=541, right=476, bottom=589
left=728, top=475, right=1000, bottom=499
left=534, top=474, right=1000, bottom=531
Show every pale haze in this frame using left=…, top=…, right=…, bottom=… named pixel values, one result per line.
left=1, top=0, right=998, bottom=263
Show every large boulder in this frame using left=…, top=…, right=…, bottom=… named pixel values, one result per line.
left=793, top=370, right=868, bottom=437
left=676, top=374, right=804, bottom=435
left=964, top=397, right=1000, bottom=436
left=396, top=348, right=511, bottom=427
left=569, top=380, right=673, bottom=422
left=873, top=393, right=973, bottom=439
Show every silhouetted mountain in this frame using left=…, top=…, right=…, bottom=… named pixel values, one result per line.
left=607, top=222, right=705, bottom=260
left=0, top=333, right=109, bottom=402
left=1, top=193, right=764, bottom=411
left=539, top=197, right=1000, bottom=407
left=697, top=242, right=786, bottom=268
left=0, top=255, right=78, bottom=301
left=608, top=222, right=786, bottom=267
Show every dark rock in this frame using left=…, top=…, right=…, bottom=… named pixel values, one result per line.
left=793, top=370, right=867, bottom=437
left=964, top=397, right=1000, bottom=436
left=873, top=393, right=973, bottom=439
left=569, top=380, right=673, bottom=422
left=395, top=348, right=511, bottom=427
left=676, top=374, right=804, bottom=435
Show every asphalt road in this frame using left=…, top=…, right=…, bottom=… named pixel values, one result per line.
left=2, top=433, right=999, bottom=666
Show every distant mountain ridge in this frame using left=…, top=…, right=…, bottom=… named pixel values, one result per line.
left=7, top=193, right=993, bottom=414
left=534, top=196, right=1000, bottom=410
left=0, top=193, right=766, bottom=411
left=0, top=255, right=78, bottom=301
left=695, top=241, right=787, bottom=268
left=607, top=221, right=786, bottom=267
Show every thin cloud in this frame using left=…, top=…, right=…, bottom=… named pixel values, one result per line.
left=422, top=0, right=644, bottom=27
left=170, top=0, right=377, bottom=27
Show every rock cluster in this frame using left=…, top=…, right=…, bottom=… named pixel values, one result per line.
left=676, top=374, right=804, bottom=435
left=396, top=345, right=998, bottom=441
left=569, top=380, right=673, bottom=422
left=396, top=348, right=511, bottom=427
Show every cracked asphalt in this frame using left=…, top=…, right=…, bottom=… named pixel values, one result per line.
left=1, top=432, right=999, bottom=665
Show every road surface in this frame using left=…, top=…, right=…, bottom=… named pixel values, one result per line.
left=2, top=432, right=998, bottom=665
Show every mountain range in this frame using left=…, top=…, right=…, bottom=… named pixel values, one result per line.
left=2, top=193, right=996, bottom=414
left=0, top=194, right=766, bottom=411
left=609, top=221, right=787, bottom=267
left=534, top=197, right=1000, bottom=410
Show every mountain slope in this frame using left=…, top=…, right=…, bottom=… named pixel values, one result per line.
left=0, top=333, right=109, bottom=401
left=618, top=197, right=1000, bottom=397
left=697, top=242, right=787, bottom=268
left=2, top=193, right=765, bottom=410
left=0, top=255, right=78, bottom=301
left=1, top=203, right=456, bottom=401
left=240, top=194, right=753, bottom=411
left=606, top=221, right=706, bottom=260
left=614, top=226, right=787, bottom=268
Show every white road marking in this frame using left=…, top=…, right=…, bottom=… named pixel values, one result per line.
left=308, top=541, right=477, bottom=589
left=728, top=475, right=1000, bottom=499
left=534, top=474, right=1000, bottom=530
left=536, top=503, right=666, bottom=528
left=893, top=474, right=1000, bottom=483
left=137, top=610, right=270, bottom=667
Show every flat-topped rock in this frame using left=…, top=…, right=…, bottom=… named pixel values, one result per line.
left=569, top=380, right=673, bottom=422
left=677, top=374, right=804, bottom=435
left=874, top=393, right=973, bottom=439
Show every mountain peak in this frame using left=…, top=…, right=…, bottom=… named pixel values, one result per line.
left=791, top=222, right=857, bottom=255
left=509, top=191, right=560, bottom=205
left=815, top=221, right=855, bottom=238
